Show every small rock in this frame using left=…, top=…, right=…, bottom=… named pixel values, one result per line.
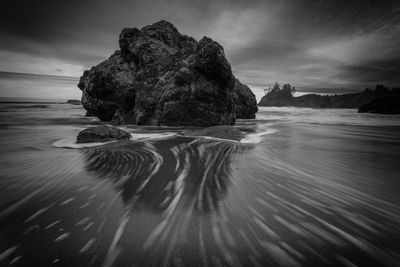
left=77, top=126, right=131, bottom=143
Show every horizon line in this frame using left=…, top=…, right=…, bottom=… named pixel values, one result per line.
left=0, top=70, right=79, bottom=80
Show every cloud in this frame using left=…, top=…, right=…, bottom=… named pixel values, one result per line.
left=0, top=51, right=86, bottom=76
left=0, top=72, right=80, bottom=99
left=334, top=59, right=400, bottom=86
left=0, top=0, right=399, bottom=99
left=308, top=33, right=400, bottom=65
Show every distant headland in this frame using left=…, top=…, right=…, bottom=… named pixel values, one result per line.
left=258, top=83, right=400, bottom=114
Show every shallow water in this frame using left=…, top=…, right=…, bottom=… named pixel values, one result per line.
left=0, top=104, right=399, bottom=266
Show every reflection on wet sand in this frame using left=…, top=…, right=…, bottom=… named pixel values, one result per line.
left=84, top=137, right=251, bottom=213
left=83, top=137, right=253, bottom=266
left=1, top=103, right=400, bottom=267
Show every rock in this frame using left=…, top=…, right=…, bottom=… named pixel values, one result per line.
left=79, top=54, right=136, bottom=121
left=77, top=126, right=131, bottom=143
left=78, top=20, right=257, bottom=126
left=258, top=87, right=295, bottom=107
left=233, top=79, right=258, bottom=119
left=258, top=85, right=400, bottom=111
left=66, top=99, right=81, bottom=105
left=358, top=97, right=400, bottom=114
left=85, top=110, right=95, bottom=117
left=185, top=125, right=244, bottom=141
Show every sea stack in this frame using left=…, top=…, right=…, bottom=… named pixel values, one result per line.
left=78, top=20, right=257, bottom=126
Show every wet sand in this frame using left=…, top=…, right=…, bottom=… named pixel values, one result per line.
left=0, top=104, right=399, bottom=266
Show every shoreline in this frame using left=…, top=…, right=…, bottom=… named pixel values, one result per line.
left=0, top=102, right=399, bottom=266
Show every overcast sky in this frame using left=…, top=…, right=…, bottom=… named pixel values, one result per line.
left=0, top=0, right=399, bottom=100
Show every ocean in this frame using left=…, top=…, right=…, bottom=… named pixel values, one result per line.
left=0, top=101, right=399, bottom=266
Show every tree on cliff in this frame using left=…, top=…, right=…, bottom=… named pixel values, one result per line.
left=264, top=82, right=296, bottom=96
left=375, top=84, right=389, bottom=94
left=282, top=83, right=296, bottom=96
left=264, top=82, right=280, bottom=95
left=272, top=82, right=280, bottom=92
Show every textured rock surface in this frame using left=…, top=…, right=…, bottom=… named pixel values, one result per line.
left=358, top=97, right=400, bottom=114
left=77, top=126, right=131, bottom=143
left=185, top=125, right=244, bottom=141
left=78, top=20, right=257, bottom=126
left=233, top=79, right=258, bottom=119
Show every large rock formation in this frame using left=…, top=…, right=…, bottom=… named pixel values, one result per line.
left=78, top=20, right=257, bottom=126
left=258, top=84, right=400, bottom=112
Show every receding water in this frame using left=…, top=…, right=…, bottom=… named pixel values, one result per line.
left=0, top=104, right=399, bottom=266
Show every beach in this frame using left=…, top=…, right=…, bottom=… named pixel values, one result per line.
left=0, top=102, right=399, bottom=266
